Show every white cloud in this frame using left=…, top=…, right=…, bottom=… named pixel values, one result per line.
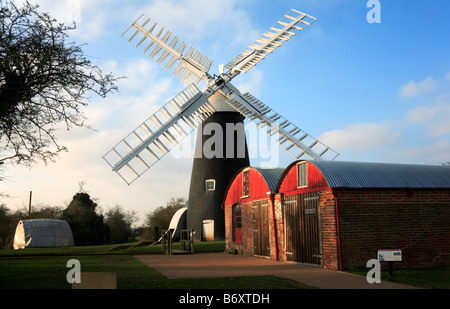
left=398, top=140, right=450, bottom=165
left=134, top=0, right=259, bottom=46
left=299, top=0, right=351, bottom=9
left=319, top=74, right=450, bottom=164
left=232, top=69, right=265, bottom=97
left=19, top=0, right=111, bottom=40
left=406, top=94, right=450, bottom=137
left=86, top=57, right=176, bottom=131
left=400, top=76, right=437, bottom=98
left=319, top=123, right=402, bottom=157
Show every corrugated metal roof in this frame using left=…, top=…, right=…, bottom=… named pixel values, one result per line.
left=310, top=161, right=450, bottom=189
left=254, top=168, right=285, bottom=192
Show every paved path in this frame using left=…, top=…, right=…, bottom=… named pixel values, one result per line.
left=135, top=252, right=417, bottom=289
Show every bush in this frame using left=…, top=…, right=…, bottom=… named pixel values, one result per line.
left=104, top=205, right=137, bottom=244
left=61, top=192, right=109, bottom=246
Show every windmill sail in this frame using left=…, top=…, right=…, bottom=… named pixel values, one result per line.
left=224, top=88, right=339, bottom=161
left=122, top=14, right=213, bottom=85
left=225, top=9, right=316, bottom=74
left=103, top=84, right=215, bottom=184
left=107, top=8, right=338, bottom=185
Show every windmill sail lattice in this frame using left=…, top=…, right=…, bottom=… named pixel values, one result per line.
left=226, top=9, right=316, bottom=74
left=104, top=84, right=215, bottom=184
left=122, top=14, right=213, bottom=85
left=225, top=91, right=339, bottom=161
left=105, top=9, right=339, bottom=185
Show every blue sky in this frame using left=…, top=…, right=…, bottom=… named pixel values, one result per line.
left=1, top=0, right=449, bottom=225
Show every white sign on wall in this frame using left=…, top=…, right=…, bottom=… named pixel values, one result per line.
left=377, top=249, right=402, bottom=262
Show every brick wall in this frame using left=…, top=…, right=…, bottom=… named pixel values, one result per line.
left=320, top=190, right=340, bottom=270
left=273, top=194, right=285, bottom=261
left=225, top=201, right=257, bottom=256
left=227, top=188, right=450, bottom=271
left=335, top=189, right=450, bottom=270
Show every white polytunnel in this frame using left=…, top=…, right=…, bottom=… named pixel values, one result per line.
left=13, top=219, right=74, bottom=250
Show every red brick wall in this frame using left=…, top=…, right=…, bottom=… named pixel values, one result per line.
left=274, top=190, right=340, bottom=270
left=226, top=177, right=450, bottom=271
left=320, top=190, right=340, bottom=270
left=225, top=200, right=262, bottom=256
left=273, top=194, right=285, bottom=261
left=224, top=167, right=274, bottom=256
left=226, top=190, right=340, bottom=270
left=334, top=189, right=450, bottom=270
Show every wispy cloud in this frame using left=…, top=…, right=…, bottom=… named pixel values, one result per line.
left=232, top=69, right=265, bottom=98
left=400, top=76, right=437, bottom=98
left=320, top=72, right=450, bottom=164
left=319, top=123, right=402, bottom=158
left=119, top=0, right=260, bottom=48
left=20, top=0, right=111, bottom=40
left=406, top=94, right=450, bottom=137
left=403, top=73, right=450, bottom=138
left=398, top=139, right=450, bottom=165
left=293, top=0, right=351, bottom=10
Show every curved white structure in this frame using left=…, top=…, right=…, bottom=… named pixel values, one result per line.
left=168, top=207, right=187, bottom=241
left=13, top=219, right=74, bottom=250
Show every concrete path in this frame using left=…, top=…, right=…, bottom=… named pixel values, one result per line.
left=135, top=252, right=417, bottom=289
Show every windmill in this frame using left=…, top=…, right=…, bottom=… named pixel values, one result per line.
left=104, top=9, right=339, bottom=241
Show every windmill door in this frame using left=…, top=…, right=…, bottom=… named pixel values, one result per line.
left=252, top=200, right=270, bottom=257
left=202, top=220, right=214, bottom=241
left=284, top=192, right=322, bottom=266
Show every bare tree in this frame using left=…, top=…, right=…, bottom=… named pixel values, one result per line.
left=142, top=197, right=187, bottom=241
left=104, top=204, right=138, bottom=244
left=0, top=1, right=120, bottom=166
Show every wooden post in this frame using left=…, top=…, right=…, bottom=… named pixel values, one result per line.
left=28, top=191, right=32, bottom=216
left=161, top=230, right=166, bottom=254
left=179, top=229, right=194, bottom=254
left=168, top=229, right=173, bottom=255
left=161, top=229, right=174, bottom=255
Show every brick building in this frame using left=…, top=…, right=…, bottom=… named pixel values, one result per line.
left=224, top=167, right=284, bottom=258
left=223, top=160, right=450, bottom=270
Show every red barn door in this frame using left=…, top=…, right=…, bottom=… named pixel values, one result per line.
left=284, top=192, right=322, bottom=265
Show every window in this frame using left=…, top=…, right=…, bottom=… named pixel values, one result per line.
left=297, top=162, right=308, bottom=187
left=232, top=204, right=242, bottom=243
left=242, top=169, right=250, bottom=197
left=205, top=179, right=215, bottom=191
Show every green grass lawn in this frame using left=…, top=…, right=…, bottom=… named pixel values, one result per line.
left=1, top=242, right=449, bottom=289
left=0, top=241, right=226, bottom=257
left=0, top=241, right=310, bottom=289
left=350, top=267, right=450, bottom=289
left=0, top=255, right=310, bottom=289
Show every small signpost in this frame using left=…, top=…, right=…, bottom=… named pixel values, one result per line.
left=377, top=249, right=402, bottom=276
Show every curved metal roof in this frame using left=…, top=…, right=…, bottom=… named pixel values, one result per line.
left=254, top=168, right=285, bottom=192
left=310, top=161, right=450, bottom=189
